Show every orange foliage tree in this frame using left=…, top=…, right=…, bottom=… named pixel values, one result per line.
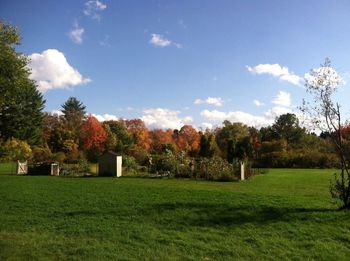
left=124, top=119, right=151, bottom=152
left=178, top=125, right=200, bottom=154
left=149, top=129, right=175, bottom=153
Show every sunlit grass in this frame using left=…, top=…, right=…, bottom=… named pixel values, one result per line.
left=1, top=168, right=349, bottom=260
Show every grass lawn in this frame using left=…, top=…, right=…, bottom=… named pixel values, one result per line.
left=1, top=167, right=350, bottom=260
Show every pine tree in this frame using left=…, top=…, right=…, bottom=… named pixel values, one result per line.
left=0, top=21, right=45, bottom=145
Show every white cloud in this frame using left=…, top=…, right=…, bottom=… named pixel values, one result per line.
left=50, top=110, right=64, bottom=116
left=83, top=0, right=107, bottom=20
left=200, top=91, right=295, bottom=128
left=264, top=106, right=293, bottom=119
left=253, top=99, right=264, bottom=107
left=194, top=97, right=224, bottom=106
left=149, top=34, right=182, bottom=48
left=28, top=49, right=91, bottom=92
left=92, top=113, right=118, bottom=122
left=141, top=108, right=190, bottom=129
left=69, top=22, right=84, bottom=44
left=200, top=122, right=213, bottom=130
left=272, top=91, right=291, bottom=107
left=201, top=109, right=271, bottom=128
left=247, top=63, right=302, bottom=86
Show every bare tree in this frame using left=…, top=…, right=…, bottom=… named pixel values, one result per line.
left=301, top=58, right=350, bottom=209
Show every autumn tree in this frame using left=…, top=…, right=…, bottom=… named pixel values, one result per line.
left=81, top=115, right=106, bottom=161
left=149, top=129, right=174, bottom=154
left=0, top=21, right=45, bottom=145
left=124, top=119, right=151, bottom=152
left=302, top=58, right=350, bottom=209
left=178, top=125, right=200, bottom=155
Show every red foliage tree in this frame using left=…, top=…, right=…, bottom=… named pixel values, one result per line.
left=82, top=115, right=106, bottom=151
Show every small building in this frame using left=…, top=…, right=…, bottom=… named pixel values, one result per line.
left=98, top=151, right=122, bottom=177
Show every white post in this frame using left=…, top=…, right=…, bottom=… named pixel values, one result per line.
left=240, top=161, right=245, bottom=181
left=116, top=156, right=122, bottom=177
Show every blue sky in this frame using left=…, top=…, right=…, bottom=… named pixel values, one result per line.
left=2, top=0, right=350, bottom=129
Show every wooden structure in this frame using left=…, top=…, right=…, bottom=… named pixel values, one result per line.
left=240, top=161, right=245, bottom=181
left=98, top=151, right=122, bottom=177
left=17, top=161, right=28, bottom=175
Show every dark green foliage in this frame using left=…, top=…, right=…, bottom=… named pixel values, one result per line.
left=0, top=21, right=45, bottom=145
left=104, top=120, right=134, bottom=153
left=61, top=97, right=86, bottom=143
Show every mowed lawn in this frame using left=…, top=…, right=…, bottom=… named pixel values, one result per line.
left=1, top=167, right=350, bottom=260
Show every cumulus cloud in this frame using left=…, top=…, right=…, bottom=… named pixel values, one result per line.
left=246, top=63, right=302, bottom=86
left=83, top=0, right=107, bottom=20
left=69, top=22, right=84, bottom=44
left=272, top=91, right=291, bottom=107
left=28, top=49, right=91, bottom=92
left=201, top=109, right=271, bottom=128
left=149, top=34, right=182, bottom=48
left=200, top=91, right=296, bottom=128
left=253, top=99, right=264, bottom=107
left=194, top=97, right=224, bottom=106
left=141, top=108, right=191, bottom=129
left=92, top=113, right=118, bottom=122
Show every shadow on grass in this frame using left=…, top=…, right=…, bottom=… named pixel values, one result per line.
left=149, top=202, right=337, bottom=227
left=56, top=202, right=339, bottom=228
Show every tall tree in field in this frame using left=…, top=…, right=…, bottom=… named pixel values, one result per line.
left=82, top=115, right=106, bottom=161
left=271, top=113, right=305, bottom=150
left=302, top=58, right=350, bottom=209
left=0, top=21, right=45, bottom=145
left=61, top=97, right=86, bottom=144
left=102, top=123, right=117, bottom=151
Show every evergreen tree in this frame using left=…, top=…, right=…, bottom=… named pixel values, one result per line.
left=0, top=21, right=45, bottom=145
left=61, top=97, right=86, bottom=144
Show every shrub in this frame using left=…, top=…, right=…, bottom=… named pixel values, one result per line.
left=0, top=138, right=32, bottom=162
left=32, top=145, right=52, bottom=163
left=123, top=156, right=139, bottom=175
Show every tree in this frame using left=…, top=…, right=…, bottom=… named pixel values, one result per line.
left=61, top=97, right=86, bottom=144
left=0, top=21, right=45, bottom=145
left=271, top=113, right=305, bottom=150
left=124, top=119, right=151, bottom=152
left=215, top=121, right=249, bottom=162
left=102, top=123, right=117, bottom=151
left=302, top=58, right=350, bottom=209
left=179, top=125, right=200, bottom=155
left=149, top=129, right=174, bottom=154
left=104, top=120, right=133, bottom=153
left=81, top=115, right=106, bottom=160
left=199, top=131, right=220, bottom=158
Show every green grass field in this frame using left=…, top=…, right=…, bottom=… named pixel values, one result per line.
left=1, top=166, right=350, bottom=260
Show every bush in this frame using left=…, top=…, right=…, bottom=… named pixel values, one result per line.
left=0, top=138, right=32, bottom=162
left=32, top=145, right=52, bottom=163
left=195, top=157, right=238, bottom=181
left=123, top=156, right=140, bottom=175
